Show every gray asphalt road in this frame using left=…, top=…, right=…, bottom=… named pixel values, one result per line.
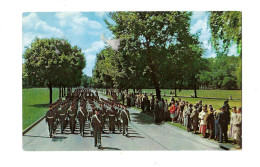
left=23, top=92, right=223, bottom=151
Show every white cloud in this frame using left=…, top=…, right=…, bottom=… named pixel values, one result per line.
left=101, top=34, right=121, bottom=51
left=83, top=40, right=105, bottom=76
left=228, top=44, right=238, bottom=56
left=191, top=11, right=207, bottom=20
left=55, top=12, right=102, bottom=34
left=85, top=41, right=105, bottom=54
left=23, top=13, right=63, bottom=35
left=22, top=13, right=64, bottom=52
left=95, top=12, right=107, bottom=18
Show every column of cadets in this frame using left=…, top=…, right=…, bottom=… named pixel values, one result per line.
left=45, top=88, right=131, bottom=149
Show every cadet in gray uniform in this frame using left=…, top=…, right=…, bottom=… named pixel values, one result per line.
left=91, top=109, right=102, bottom=149
left=121, top=105, right=131, bottom=136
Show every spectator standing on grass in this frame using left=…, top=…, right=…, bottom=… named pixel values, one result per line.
left=218, top=105, right=230, bottom=143
left=183, top=101, right=189, bottom=127
left=154, top=98, right=160, bottom=123
left=190, top=104, right=199, bottom=134
left=199, top=106, right=208, bottom=138
left=228, top=107, right=237, bottom=140
left=175, top=101, right=180, bottom=122
left=234, top=107, right=242, bottom=148
left=198, top=100, right=203, bottom=113
left=164, top=99, right=169, bottom=121
left=151, top=95, right=155, bottom=111
left=169, top=102, right=176, bottom=123
left=214, top=107, right=221, bottom=141
left=158, top=98, right=164, bottom=123
left=206, top=107, right=215, bottom=139
left=187, top=103, right=193, bottom=132
left=179, top=101, right=185, bottom=124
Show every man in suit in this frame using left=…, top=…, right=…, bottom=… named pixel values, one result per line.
left=191, top=104, right=199, bottom=134
left=218, top=105, right=230, bottom=143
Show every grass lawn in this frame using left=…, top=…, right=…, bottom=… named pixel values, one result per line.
left=130, top=89, right=242, bottom=99
left=98, top=89, right=242, bottom=109
left=22, top=88, right=59, bottom=130
left=160, top=96, right=242, bottom=110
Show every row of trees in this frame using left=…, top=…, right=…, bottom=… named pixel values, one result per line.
left=23, top=38, right=86, bottom=104
left=199, top=55, right=240, bottom=90
left=92, top=11, right=242, bottom=99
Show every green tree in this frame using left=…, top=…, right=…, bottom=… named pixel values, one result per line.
left=23, top=37, right=86, bottom=104
left=105, top=11, right=201, bottom=99
left=209, top=11, right=242, bottom=88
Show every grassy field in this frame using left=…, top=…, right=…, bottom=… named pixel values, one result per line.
left=22, top=88, right=59, bottom=130
left=99, top=89, right=242, bottom=110
left=161, top=96, right=242, bottom=110
left=129, top=89, right=242, bottom=99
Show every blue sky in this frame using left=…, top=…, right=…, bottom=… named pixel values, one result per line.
left=22, top=11, right=238, bottom=77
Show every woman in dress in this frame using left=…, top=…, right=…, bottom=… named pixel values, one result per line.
left=199, top=106, right=208, bottom=138
left=228, top=107, right=237, bottom=141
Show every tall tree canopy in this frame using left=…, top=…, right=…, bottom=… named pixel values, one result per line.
left=103, top=11, right=204, bottom=99
left=23, top=37, right=86, bottom=103
left=209, top=11, right=242, bottom=88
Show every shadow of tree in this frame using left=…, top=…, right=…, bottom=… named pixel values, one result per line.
left=100, top=147, right=121, bottom=150
left=127, top=135, right=145, bottom=138
left=28, top=103, right=49, bottom=108
left=52, top=136, right=68, bottom=142
left=130, top=112, right=154, bottom=125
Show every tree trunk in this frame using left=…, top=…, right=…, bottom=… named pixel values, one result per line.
left=59, top=86, right=61, bottom=98
left=151, top=71, right=161, bottom=100
left=133, top=88, right=135, bottom=94
left=194, top=78, right=197, bottom=98
left=49, top=84, right=53, bottom=104
left=64, top=87, right=67, bottom=96
left=175, top=87, right=177, bottom=97
left=61, top=86, right=64, bottom=97
left=63, top=87, right=65, bottom=97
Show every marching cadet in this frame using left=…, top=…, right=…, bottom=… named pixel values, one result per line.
left=58, top=101, right=67, bottom=134
left=121, top=105, right=131, bottom=136
left=116, top=104, right=122, bottom=132
left=108, top=104, right=116, bottom=133
left=100, top=103, right=107, bottom=133
left=91, top=109, right=102, bottom=149
left=77, top=104, right=87, bottom=137
left=68, top=104, right=76, bottom=134
left=45, top=105, right=56, bottom=138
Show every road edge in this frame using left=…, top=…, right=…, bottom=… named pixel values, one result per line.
left=22, top=115, right=46, bottom=135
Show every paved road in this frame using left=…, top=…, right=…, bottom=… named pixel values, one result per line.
left=23, top=92, right=223, bottom=151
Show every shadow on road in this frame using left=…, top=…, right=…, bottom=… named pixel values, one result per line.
left=100, top=147, right=121, bottom=150
left=52, top=136, right=68, bottom=142
left=24, top=135, right=67, bottom=141
left=24, top=135, right=51, bottom=139
left=127, top=135, right=145, bottom=138
left=130, top=112, right=154, bottom=125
